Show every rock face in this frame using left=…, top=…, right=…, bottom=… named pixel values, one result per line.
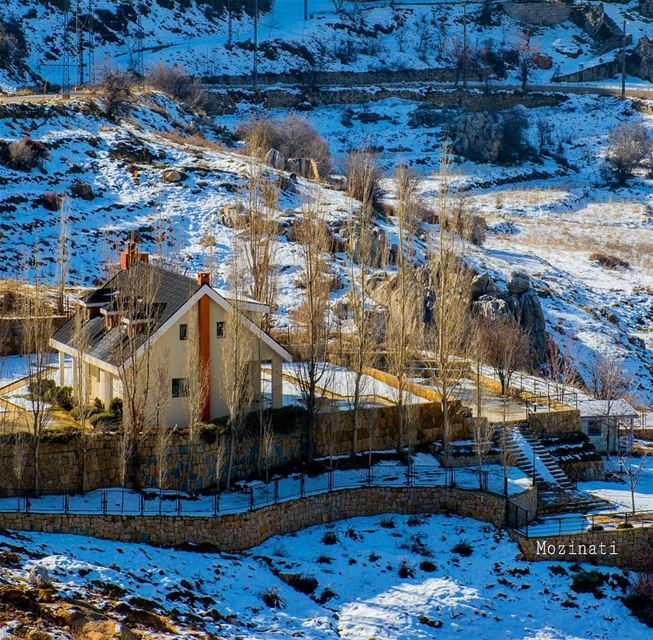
left=219, top=202, right=247, bottom=228
left=264, top=148, right=286, bottom=170
left=452, top=109, right=528, bottom=164
left=287, top=157, right=320, bottom=180
left=634, top=36, right=653, bottom=82
left=471, top=270, right=548, bottom=362
left=70, top=179, right=94, bottom=200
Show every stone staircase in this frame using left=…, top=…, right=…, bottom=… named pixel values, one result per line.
left=504, top=422, right=609, bottom=516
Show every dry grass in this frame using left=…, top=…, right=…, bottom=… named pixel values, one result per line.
left=157, top=130, right=223, bottom=152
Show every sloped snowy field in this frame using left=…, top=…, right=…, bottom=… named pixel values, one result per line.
left=0, top=513, right=648, bottom=638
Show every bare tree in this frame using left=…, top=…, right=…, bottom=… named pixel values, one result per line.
left=261, top=417, right=275, bottom=483
left=214, top=433, right=227, bottom=491
left=152, top=350, right=171, bottom=493
left=427, top=155, right=474, bottom=458
left=56, top=197, right=70, bottom=315
left=603, top=121, right=653, bottom=186
left=516, top=30, right=539, bottom=92
left=290, top=202, right=333, bottom=463
left=385, top=165, right=422, bottom=454
left=545, top=338, right=580, bottom=403
left=618, top=450, right=647, bottom=515
left=479, top=314, right=531, bottom=396
left=345, top=163, right=379, bottom=457
left=221, top=243, right=256, bottom=487
left=115, top=260, right=162, bottom=489
left=591, top=352, right=631, bottom=454
left=70, top=307, right=93, bottom=493
left=243, top=165, right=279, bottom=333
left=184, top=303, right=209, bottom=495
left=21, top=279, right=54, bottom=496
left=12, top=427, right=30, bottom=499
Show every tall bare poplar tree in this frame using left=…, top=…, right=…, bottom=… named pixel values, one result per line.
left=222, top=243, right=256, bottom=487
left=290, top=202, right=333, bottom=463
left=386, top=165, right=422, bottom=454
left=345, top=160, right=379, bottom=457
left=21, top=281, right=54, bottom=496
left=427, top=156, right=474, bottom=458
left=56, top=197, right=70, bottom=315
left=184, top=303, right=209, bottom=495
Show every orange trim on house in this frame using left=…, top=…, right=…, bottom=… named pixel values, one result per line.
left=198, top=293, right=211, bottom=421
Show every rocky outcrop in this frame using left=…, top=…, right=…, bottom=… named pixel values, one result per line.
left=633, top=36, right=653, bottom=82
left=471, top=270, right=548, bottom=362
left=264, top=148, right=286, bottom=170
left=219, top=202, right=247, bottom=228
left=162, top=168, right=186, bottom=183
left=287, top=157, right=320, bottom=180
left=452, top=109, right=529, bottom=164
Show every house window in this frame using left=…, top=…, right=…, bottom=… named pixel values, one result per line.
left=216, top=321, right=225, bottom=338
left=587, top=420, right=602, bottom=437
left=171, top=378, right=189, bottom=398
left=179, top=323, right=188, bottom=340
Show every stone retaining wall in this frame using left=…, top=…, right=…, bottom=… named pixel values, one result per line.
left=0, top=403, right=465, bottom=495
left=504, top=2, right=572, bottom=26
left=528, top=409, right=581, bottom=434
left=0, top=485, right=537, bottom=551
left=518, top=526, right=653, bottom=571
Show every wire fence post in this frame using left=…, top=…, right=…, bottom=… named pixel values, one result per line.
left=177, top=494, right=182, bottom=517
left=25, top=496, right=31, bottom=514
left=367, top=463, right=372, bottom=487
left=102, top=490, right=108, bottom=515
left=300, top=473, right=305, bottom=499
left=274, top=478, right=279, bottom=504
left=328, top=468, right=334, bottom=493
left=63, top=493, right=69, bottom=515
left=139, top=492, right=144, bottom=516
left=249, top=486, right=254, bottom=511
left=213, top=493, right=219, bottom=517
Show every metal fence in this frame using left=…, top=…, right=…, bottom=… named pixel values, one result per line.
left=0, top=465, right=518, bottom=518
left=517, top=509, right=653, bottom=538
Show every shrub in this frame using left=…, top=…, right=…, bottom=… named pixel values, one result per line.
left=368, top=552, right=381, bottom=562
left=317, top=555, right=332, bottom=564
left=602, top=121, right=652, bottom=186
left=398, top=560, right=415, bottom=579
left=419, top=560, right=437, bottom=572
left=380, top=517, right=396, bottom=529
left=29, top=378, right=56, bottom=401
left=109, top=397, right=123, bottom=416
left=89, top=412, right=120, bottom=429
left=0, top=18, right=26, bottom=69
left=285, top=574, right=318, bottom=595
left=147, top=62, right=219, bottom=113
left=93, top=397, right=105, bottom=413
left=236, top=116, right=332, bottom=177
left=260, top=587, right=285, bottom=609
left=54, top=385, right=74, bottom=411
left=344, top=150, right=382, bottom=206
left=589, top=252, right=629, bottom=270
left=570, top=569, right=608, bottom=597
left=316, top=587, right=337, bottom=604
left=321, top=531, right=338, bottom=545
left=100, top=67, right=133, bottom=118
left=451, top=542, right=473, bottom=557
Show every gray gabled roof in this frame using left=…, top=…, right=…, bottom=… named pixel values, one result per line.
left=52, top=262, right=199, bottom=368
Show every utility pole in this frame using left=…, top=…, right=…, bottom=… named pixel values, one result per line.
left=62, top=0, right=71, bottom=95
left=253, top=0, right=258, bottom=90
left=227, top=0, right=233, bottom=48
left=304, top=0, right=309, bottom=21
left=621, top=18, right=627, bottom=99
left=462, top=3, right=468, bottom=88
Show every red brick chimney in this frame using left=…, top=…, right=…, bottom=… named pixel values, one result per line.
left=120, top=241, right=149, bottom=269
left=196, top=272, right=211, bottom=286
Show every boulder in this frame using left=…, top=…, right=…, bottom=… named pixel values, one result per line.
left=264, top=148, right=286, bottom=171
left=219, top=202, right=247, bottom=228
left=286, top=157, right=320, bottom=180
left=28, top=565, right=52, bottom=589
left=506, top=270, right=531, bottom=295
left=473, top=294, right=509, bottom=320
left=471, top=272, right=500, bottom=300
left=70, top=179, right=94, bottom=200
left=634, top=36, right=653, bottom=82
left=162, top=168, right=186, bottom=183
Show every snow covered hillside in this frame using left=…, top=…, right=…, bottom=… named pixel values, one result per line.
left=1, top=0, right=652, bottom=91
left=0, top=514, right=648, bottom=638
